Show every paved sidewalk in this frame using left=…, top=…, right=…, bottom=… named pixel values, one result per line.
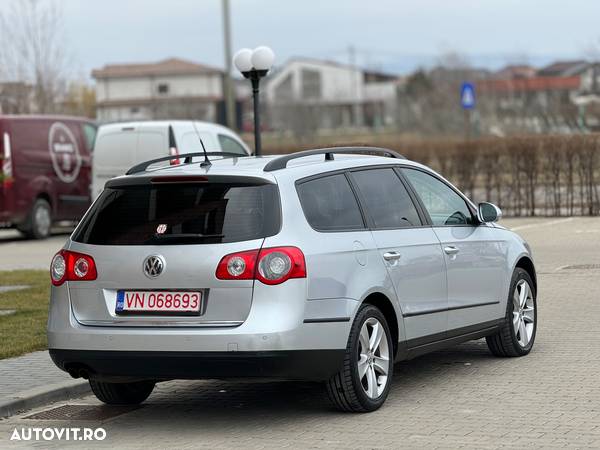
left=0, top=351, right=88, bottom=417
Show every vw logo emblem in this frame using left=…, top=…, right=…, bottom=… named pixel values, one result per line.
left=143, top=255, right=165, bottom=278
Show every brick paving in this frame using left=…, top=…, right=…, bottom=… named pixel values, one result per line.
left=0, top=351, right=82, bottom=403
left=1, top=217, right=600, bottom=449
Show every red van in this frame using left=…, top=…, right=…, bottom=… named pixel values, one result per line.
left=0, top=115, right=96, bottom=239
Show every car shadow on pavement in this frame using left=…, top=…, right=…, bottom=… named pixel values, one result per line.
left=105, top=339, right=500, bottom=429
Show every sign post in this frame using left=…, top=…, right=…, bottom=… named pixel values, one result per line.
left=460, top=82, right=475, bottom=140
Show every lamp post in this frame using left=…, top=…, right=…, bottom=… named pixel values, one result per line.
left=233, top=46, right=275, bottom=155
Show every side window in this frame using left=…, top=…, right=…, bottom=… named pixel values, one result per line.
left=351, top=168, right=422, bottom=229
left=218, top=134, right=248, bottom=155
left=82, top=124, right=97, bottom=151
left=402, top=168, right=474, bottom=226
left=297, top=174, right=364, bottom=231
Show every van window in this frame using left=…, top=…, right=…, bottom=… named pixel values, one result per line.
left=218, top=134, right=247, bottom=155
left=180, top=132, right=218, bottom=153
left=351, top=168, right=422, bottom=229
left=72, top=182, right=280, bottom=245
left=82, top=124, right=97, bottom=151
left=297, top=174, right=364, bottom=231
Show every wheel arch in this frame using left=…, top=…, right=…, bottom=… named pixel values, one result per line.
left=515, top=256, right=537, bottom=294
left=361, top=292, right=400, bottom=358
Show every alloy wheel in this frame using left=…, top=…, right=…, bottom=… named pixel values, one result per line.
left=357, top=317, right=390, bottom=399
left=512, top=279, right=535, bottom=347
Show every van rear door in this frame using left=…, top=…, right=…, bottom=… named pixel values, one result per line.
left=92, top=125, right=169, bottom=199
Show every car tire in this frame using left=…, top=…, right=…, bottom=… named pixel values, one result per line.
left=486, top=268, right=537, bottom=357
left=19, top=198, right=52, bottom=239
left=89, top=380, right=155, bottom=405
left=326, top=304, right=394, bottom=412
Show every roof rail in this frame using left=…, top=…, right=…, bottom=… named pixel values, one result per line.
left=263, top=147, right=405, bottom=172
left=126, top=152, right=244, bottom=175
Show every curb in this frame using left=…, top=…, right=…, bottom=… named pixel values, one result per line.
left=0, top=380, right=90, bottom=418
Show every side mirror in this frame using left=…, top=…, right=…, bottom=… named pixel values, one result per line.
left=478, top=202, right=502, bottom=223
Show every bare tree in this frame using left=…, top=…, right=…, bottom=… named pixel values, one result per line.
left=0, top=0, right=69, bottom=113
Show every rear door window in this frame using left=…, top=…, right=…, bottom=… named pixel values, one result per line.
left=296, top=173, right=364, bottom=231
left=72, top=182, right=280, bottom=245
left=351, top=168, right=422, bottom=229
left=218, top=134, right=248, bottom=155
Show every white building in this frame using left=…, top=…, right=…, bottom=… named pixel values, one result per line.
left=92, top=58, right=224, bottom=122
left=263, top=58, right=401, bottom=131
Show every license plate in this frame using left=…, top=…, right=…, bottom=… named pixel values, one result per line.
left=116, top=290, right=202, bottom=315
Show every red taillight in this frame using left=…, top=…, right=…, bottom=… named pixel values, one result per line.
left=50, top=250, right=97, bottom=286
left=169, top=146, right=180, bottom=165
left=216, top=246, right=306, bottom=285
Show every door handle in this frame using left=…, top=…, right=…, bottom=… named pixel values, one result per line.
left=444, top=246, right=460, bottom=255
left=383, top=251, right=402, bottom=261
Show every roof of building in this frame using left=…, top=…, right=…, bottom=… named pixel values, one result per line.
left=92, top=58, right=222, bottom=79
left=495, top=65, right=537, bottom=79
left=537, top=60, right=589, bottom=77
left=276, top=57, right=400, bottom=81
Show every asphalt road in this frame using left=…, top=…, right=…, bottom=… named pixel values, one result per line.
left=0, top=228, right=72, bottom=271
left=2, top=217, right=600, bottom=449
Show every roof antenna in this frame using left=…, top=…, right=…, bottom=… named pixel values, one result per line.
left=192, top=120, right=211, bottom=167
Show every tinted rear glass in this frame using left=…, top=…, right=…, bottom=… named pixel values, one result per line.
left=297, top=174, right=364, bottom=231
left=351, top=168, right=422, bottom=228
left=72, top=182, right=280, bottom=245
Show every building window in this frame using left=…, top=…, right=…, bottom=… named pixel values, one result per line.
left=130, top=107, right=139, bottom=114
left=157, top=83, right=169, bottom=94
left=301, top=69, right=322, bottom=99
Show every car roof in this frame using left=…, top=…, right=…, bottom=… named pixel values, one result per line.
left=116, top=152, right=428, bottom=185
left=0, top=114, right=94, bottom=123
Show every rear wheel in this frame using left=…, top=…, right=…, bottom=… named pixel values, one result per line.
left=486, top=268, right=537, bottom=357
left=19, top=198, right=52, bottom=239
left=89, top=380, right=155, bottom=405
left=326, top=304, right=393, bottom=412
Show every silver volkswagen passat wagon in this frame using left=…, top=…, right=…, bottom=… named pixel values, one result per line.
left=48, top=147, right=537, bottom=412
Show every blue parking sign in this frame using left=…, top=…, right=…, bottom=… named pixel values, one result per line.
left=460, top=82, right=476, bottom=109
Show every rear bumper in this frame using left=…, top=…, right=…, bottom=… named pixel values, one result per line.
left=49, top=349, right=345, bottom=381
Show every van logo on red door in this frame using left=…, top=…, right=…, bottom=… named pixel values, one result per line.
left=48, top=122, right=81, bottom=183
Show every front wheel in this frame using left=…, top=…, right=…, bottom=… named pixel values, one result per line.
left=486, top=268, right=537, bottom=357
left=89, top=380, right=155, bottom=405
left=326, top=304, right=394, bottom=412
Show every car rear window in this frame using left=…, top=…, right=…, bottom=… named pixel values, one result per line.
left=72, top=182, right=280, bottom=245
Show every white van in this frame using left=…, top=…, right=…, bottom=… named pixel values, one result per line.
left=91, top=121, right=251, bottom=199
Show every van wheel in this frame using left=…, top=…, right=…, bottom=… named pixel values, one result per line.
left=89, top=380, right=155, bottom=405
left=20, top=199, right=52, bottom=239
left=326, top=304, right=394, bottom=412
left=486, top=268, right=537, bottom=357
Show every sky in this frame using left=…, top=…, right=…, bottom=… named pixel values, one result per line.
left=5, top=0, right=600, bottom=79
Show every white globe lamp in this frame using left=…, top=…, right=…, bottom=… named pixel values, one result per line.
left=233, top=48, right=253, bottom=73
